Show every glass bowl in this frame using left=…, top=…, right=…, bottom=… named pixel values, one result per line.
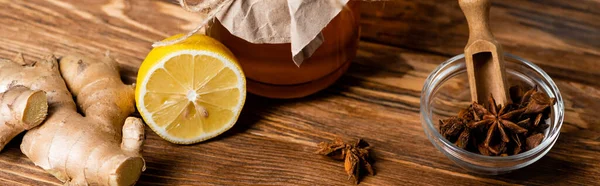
left=420, top=54, right=564, bottom=175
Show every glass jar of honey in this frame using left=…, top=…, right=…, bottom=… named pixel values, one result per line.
left=207, top=2, right=360, bottom=99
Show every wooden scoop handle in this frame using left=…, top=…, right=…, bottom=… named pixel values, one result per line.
left=460, top=0, right=495, bottom=46
left=459, top=0, right=510, bottom=105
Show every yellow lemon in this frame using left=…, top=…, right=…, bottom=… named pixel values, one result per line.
left=135, top=34, right=245, bottom=144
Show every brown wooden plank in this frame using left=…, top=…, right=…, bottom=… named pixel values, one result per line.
left=360, top=0, right=600, bottom=86
left=0, top=0, right=598, bottom=185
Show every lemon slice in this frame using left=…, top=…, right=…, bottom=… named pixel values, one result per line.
left=135, top=34, right=246, bottom=144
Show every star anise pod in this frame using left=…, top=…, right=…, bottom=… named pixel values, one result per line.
left=439, top=117, right=465, bottom=139
left=354, top=139, right=374, bottom=177
left=526, top=133, right=544, bottom=150
left=317, top=137, right=374, bottom=184
left=440, top=103, right=488, bottom=149
left=345, top=141, right=374, bottom=184
left=439, top=86, right=556, bottom=156
left=316, top=137, right=347, bottom=160
left=468, top=95, right=529, bottom=154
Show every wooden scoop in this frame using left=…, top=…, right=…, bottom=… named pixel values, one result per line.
left=459, top=0, right=510, bottom=105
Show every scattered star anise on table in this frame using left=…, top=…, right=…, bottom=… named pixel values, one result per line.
left=439, top=86, right=556, bottom=156
left=317, top=137, right=374, bottom=184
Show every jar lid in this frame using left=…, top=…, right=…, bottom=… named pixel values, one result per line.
left=215, top=0, right=350, bottom=66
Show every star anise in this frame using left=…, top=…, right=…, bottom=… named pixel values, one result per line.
left=468, top=95, right=528, bottom=154
left=317, top=137, right=346, bottom=160
left=317, top=137, right=374, bottom=184
left=439, top=86, right=556, bottom=156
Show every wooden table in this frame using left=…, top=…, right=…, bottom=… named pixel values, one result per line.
left=0, top=0, right=599, bottom=185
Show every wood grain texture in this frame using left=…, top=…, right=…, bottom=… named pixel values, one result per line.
left=0, top=0, right=598, bottom=185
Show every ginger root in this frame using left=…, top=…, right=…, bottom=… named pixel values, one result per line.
left=0, top=54, right=145, bottom=186
left=0, top=85, right=48, bottom=151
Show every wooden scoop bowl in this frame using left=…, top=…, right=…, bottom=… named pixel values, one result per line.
left=459, top=0, right=510, bottom=105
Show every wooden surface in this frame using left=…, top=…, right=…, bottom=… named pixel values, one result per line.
left=0, top=0, right=599, bottom=185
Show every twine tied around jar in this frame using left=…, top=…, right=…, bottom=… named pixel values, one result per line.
left=152, top=0, right=232, bottom=47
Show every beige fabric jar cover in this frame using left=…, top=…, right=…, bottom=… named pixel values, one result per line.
left=155, top=0, right=351, bottom=66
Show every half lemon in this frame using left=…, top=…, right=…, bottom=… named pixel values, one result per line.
left=136, top=34, right=245, bottom=144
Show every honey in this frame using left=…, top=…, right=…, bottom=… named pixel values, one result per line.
left=207, top=3, right=360, bottom=99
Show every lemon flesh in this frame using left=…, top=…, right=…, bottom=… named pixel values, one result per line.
left=136, top=34, right=245, bottom=144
